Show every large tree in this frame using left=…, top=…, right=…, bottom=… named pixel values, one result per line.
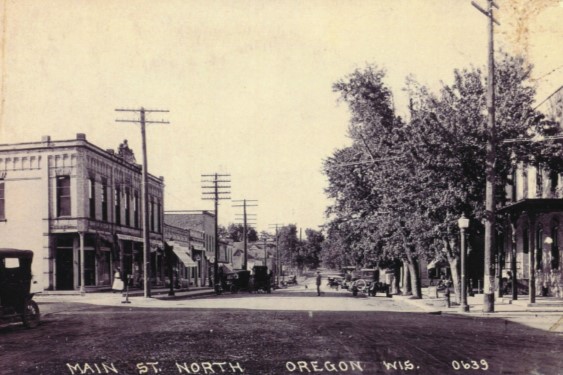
left=323, top=54, right=541, bottom=300
left=402, top=53, right=539, bottom=301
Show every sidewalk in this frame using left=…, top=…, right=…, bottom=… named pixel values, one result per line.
left=394, top=288, right=563, bottom=314
left=393, top=289, right=563, bottom=333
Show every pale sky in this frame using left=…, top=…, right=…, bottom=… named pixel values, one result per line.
left=1, top=0, right=562, bottom=233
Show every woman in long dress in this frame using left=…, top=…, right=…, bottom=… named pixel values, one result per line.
left=112, top=267, right=124, bottom=292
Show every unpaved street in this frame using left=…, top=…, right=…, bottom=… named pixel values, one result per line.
left=1, top=291, right=562, bottom=375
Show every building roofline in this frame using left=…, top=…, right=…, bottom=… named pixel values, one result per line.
left=0, top=134, right=164, bottom=184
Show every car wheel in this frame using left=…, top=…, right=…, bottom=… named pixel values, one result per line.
left=22, top=300, right=40, bottom=328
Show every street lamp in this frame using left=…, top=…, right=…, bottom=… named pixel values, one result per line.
left=458, top=214, right=470, bottom=312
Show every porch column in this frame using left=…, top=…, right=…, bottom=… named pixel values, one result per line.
left=497, top=231, right=504, bottom=298
left=510, top=221, right=518, bottom=300
left=79, top=232, right=85, bottom=295
left=528, top=213, right=536, bottom=304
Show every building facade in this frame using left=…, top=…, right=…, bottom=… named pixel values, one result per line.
left=0, top=134, right=165, bottom=292
left=164, top=211, right=216, bottom=286
left=163, top=223, right=197, bottom=288
left=499, top=160, right=562, bottom=299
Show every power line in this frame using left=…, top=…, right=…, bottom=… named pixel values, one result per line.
left=115, top=107, right=169, bottom=298
left=201, top=173, right=231, bottom=293
left=233, top=199, right=258, bottom=270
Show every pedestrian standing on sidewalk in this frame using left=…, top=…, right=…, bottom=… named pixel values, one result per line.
left=112, top=267, right=124, bottom=293
left=316, top=271, right=322, bottom=296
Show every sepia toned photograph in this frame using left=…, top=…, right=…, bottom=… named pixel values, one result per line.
left=0, top=1, right=562, bottom=374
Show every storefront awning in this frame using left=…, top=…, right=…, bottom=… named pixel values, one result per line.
left=168, top=241, right=197, bottom=267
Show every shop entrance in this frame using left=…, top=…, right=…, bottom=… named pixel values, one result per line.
left=56, top=248, right=74, bottom=290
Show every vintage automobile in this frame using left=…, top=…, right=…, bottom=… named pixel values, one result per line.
left=278, top=274, right=297, bottom=288
left=250, top=265, right=273, bottom=293
left=327, top=276, right=344, bottom=290
left=349, top=268, right=390, bottom=297
left=0, top=248, right=41, bottom=328
left=223, top=269, right=251, bottom=293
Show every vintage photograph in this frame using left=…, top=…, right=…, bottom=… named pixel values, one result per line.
left=0, top=1, right=562, bottom=374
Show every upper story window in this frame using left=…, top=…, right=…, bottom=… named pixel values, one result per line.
left=0, top=180, right=5, bottom=220
left=549, top=170, right=559, bottom=196
left=125, top=188, right=130, bottom=226
left=101, top=177, right=108, bottom=222
left=157, top=199, right=161, bottom=233
left=536, top=166, right=543, bottom=198
left=150, top=197, right=155, bottom=232
left=134, top=190, right=139, bottom=228
left=88, top=178, right=96, bottom=219
left=115, top=186, right=121, bottom=225
left=56, top=176, right=71, bottom=217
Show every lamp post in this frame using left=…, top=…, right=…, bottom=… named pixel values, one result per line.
left=458, top=214, right=470, bottom=312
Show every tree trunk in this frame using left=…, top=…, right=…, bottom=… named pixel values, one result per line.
left=406, top=247, right=422, bottom=299
left=444, top=238, right=461, bottom=304
left=448, top=256, right=461, bottom=304
left=393, top=263, right=401, bottom=295
left=402, top=260, right=412, bottom=295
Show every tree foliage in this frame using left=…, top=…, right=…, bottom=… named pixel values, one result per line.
left=323, top=54, right=544, bottom=299
left=222, top=223, right=258, bottom=242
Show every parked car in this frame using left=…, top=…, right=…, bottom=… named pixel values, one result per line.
left=0, top=249, right=41, bottom=328
left=349, top=268, right=390, bottom=297
left=251, top=266, right=273, bottom=293
left=327, top=276, right=344, bottom=290
left=223, top=270, right=251, bottom=293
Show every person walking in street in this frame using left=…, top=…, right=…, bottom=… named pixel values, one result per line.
left=316, top=271, right=322, bottom=296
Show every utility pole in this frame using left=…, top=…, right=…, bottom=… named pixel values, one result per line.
left=269, top=224, right=284, bottom=287
left=472, top=0, right=499, bottom=313
left=263, top=235, right=268, bottom=266
left=116, top=107, right=169, bottom=298
left=233, top=199, right=258, bottom=270
left=201, top=173, right=231, bottom=293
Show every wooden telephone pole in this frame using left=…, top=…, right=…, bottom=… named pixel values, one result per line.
left=201, top=173, right=231, bottom=292
left=472, top=0, right=500, bottom=312
left=269, top=224, right=284, bottom=287
left=116, top=107, right=169, bottom=298
left=233, top=199, right=258, bottom=270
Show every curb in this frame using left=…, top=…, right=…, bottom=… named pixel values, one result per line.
left=153, top=290, right=216, bottom=300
